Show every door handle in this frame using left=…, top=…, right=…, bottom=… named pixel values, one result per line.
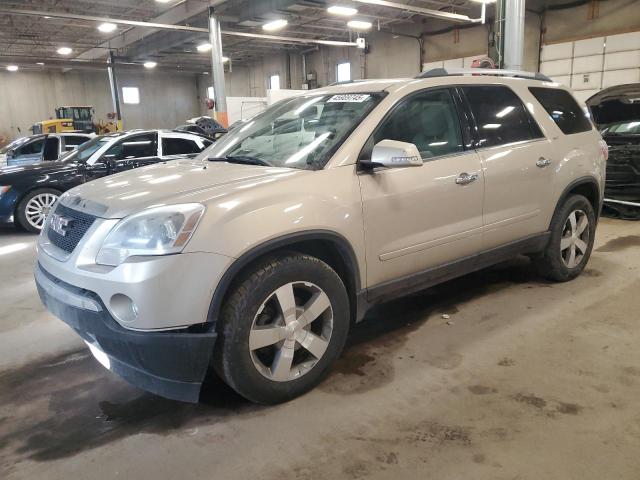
left=536, top=157, right=552, bottom=168
left=455, top=172, right=478, bottom=185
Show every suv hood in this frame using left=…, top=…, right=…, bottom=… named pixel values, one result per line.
left=586, top=83, right=640, bottom=127
left=62, top=158, right=306, bottom=219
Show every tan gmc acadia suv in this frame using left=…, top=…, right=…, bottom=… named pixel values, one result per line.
left=35, top=69, right=608, bottom=404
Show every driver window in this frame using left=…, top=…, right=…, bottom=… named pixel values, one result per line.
left=15, top=138, right=45, bottom=157
left=104, top=132, right=157, bottom=160
left=361, top=89, right=464, bottom=161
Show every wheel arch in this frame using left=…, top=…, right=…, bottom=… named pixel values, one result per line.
left=207, top=230, right=363, bottom=328
left=552, top=176, right=601, bottom=227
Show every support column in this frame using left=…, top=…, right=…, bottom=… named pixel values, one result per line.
left=107, top=50, right=122, bottom=130
left=504, top=0, right=525, bottom=71
left=208, top=7, right=228, bottom=127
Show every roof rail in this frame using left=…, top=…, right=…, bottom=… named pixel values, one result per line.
left=327, top=79, right=369, bottom=86
left=416, top=67, right=552, bottom=82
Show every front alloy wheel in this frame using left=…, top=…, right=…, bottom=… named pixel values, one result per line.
left=25, top=192, right=58, bottom=231
left=249, top=281, right=333, bottom=382
left=213, top=253, right=350, bottom=404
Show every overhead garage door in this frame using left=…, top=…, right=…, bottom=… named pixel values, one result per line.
left=540, top=31, right=640, bottom=103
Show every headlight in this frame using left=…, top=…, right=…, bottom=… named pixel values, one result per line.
left=96, top=203, right=205, bottom=266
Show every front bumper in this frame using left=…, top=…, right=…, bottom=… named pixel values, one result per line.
left=35, top=263, right=217, bottom=402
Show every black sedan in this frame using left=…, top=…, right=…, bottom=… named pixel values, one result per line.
left=0, top=129, right=211, bottom=232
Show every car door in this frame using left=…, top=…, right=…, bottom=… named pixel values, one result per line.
left=460, top=85, right=555, bottom=249
left=8, top=137, right=45, bottom=166
left=159, top=133, right=205, bottom=161
left=102, top=132, right=160, bottom=172
left=358, top=88, right=484, bottom=288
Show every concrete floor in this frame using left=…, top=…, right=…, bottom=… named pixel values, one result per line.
left=1, top=218, right=640, bottom=479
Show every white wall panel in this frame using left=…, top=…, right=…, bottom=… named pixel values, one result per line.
left=541, top=58, right=572, bottom=76
left=421, top=61, right=443, bottom=71
left=573, top=89, right=599, bottom=104
left=443, top=58, right=464, bottom=69
left=571, top=72, right=602, bottom=90
left=606, top=31, right=640, bottom=53
left=602, top=69, right=640, bottom=88
left=604, top=50, right=640, bottom=70
left=573, top=37, right=604, bottom=57
left=540, top=42, right=573, bottom=62
left=572, top=54, right=603, bottom=74
left=550, top=75, right=571, bottom=86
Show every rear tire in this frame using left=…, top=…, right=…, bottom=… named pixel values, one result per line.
left=534, top=194, right=596, bottom=282
left=213, top=253, right=350, bottom=404
left=15, top=188, right=60, bottom=233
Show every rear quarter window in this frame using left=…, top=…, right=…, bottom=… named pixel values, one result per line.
left=529, top=87, right=593, bottom=135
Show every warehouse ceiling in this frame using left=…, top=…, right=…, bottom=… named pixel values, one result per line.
left=0, top=0, right=552, bottom=72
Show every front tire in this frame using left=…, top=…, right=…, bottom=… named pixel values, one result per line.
left=213, top=253, right=350, bottom=404
left=15, top=188, right=60, bottom=233
left=534, top=194, right=596, bottom=282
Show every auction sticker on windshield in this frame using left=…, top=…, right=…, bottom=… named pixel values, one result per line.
left=327, top=94, right=371, bottom=103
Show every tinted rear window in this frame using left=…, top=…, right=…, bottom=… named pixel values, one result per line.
left=462, top=85, right=543, bottom=148
left=529, top=87, right=592, bottom=135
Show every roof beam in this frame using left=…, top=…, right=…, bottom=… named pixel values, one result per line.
left=350, top=0, right=481, bottom=23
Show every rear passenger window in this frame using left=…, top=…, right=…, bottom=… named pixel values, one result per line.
left=462, top=85, right=543, bottom=148
left=529, top=87, right=592, bottom=135
left=363, top=88, right=464, bottom=160
left=162, top=138, right=202, bottom=156
left=63, top=136, right=90, bottom=150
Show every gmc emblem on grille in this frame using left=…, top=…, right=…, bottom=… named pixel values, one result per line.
left=50, top=213, right=73, bottom=237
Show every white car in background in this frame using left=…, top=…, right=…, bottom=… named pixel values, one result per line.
left=0, top=133, right=94, bottom=168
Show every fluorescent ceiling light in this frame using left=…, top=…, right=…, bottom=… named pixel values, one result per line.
left=57, top=46, right=72, bottom=55
left=222, top=56, right=230, bottom=63
left=98, top=22, right=117, bottom=33
left=347, top=19, right=372, bottom=29
left=263, top=19, right=288, bottom=31
left=470, top=0, right=496, bottom=3
left=155, top=0, right=172, bottom=3
left=36, top=62, right=45, bottom=65
left=6, top=65, right=19, bottom=72
left=144, top=61, right=157, bottom=68
left=327, top=5, right=358, bottom=16
left=196, top=42, right=212, bottom=52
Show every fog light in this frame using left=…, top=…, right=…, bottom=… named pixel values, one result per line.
left=110, top=293, right=138, bottom=323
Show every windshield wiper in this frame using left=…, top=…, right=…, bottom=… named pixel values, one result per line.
left=209, top=155, right=272, bottom=167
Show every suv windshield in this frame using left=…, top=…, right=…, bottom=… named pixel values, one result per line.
left=59, top=136, right=110, bottom=163
left=201, top=92, right=383, bottom=170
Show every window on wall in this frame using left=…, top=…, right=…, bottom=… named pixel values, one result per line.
left=269, top=74, right=281, bottom=90
left=337, top=62, right=351, bottom=83
left=122, top=87, right=140, bottom=104
left=207, top=86, right=215, bottom=99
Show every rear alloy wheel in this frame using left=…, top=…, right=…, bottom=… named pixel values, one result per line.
left=16, top=189, right=60, bottom=233
left=213, top=253, right=350, bottom=404
left=559, top=209, right=590, bottom=269
left=534, top=194, right=596, bottom=282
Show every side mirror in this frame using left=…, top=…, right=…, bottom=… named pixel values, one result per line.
left=360, top=140, right=422, bottom=170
